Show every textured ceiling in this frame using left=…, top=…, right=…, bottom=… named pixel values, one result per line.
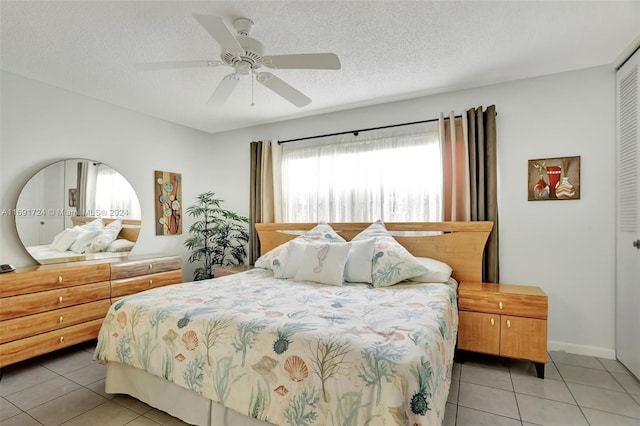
left=1, top=1, right=639, bottom=133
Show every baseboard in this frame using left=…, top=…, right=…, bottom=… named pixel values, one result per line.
left=548, top=340, right=616, bottom=360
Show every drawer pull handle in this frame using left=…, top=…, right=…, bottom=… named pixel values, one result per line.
left=58, top=276, right=63, bottom=283
left=149, top=279, right=153, bottom=286
left=506, top=320, right=511, bottom=328
left=59, top=316, right=64, bottom=324
left=59, top=336, right=65, bottom=344
left=58, top=296, right=64, bottom=304
left=499, top=301, right=503, bottom=310
left=490, top=318, right=495, bottom=326
left=149, top=264, right=153, bottom=270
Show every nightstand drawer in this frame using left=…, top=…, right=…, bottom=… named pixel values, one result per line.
left=459, top=282, right=547, bottom=319
left=214, top=265, right=254, bottom=277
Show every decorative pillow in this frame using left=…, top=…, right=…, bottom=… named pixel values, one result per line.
left=275, top=240, right=308, bottom=279
left=49, top=226, right=85, bottom=252
left=86, top=219, right=123, bottom=253
left=105, top=238, right=136, bottom=253
left=255, top=222, right=346, bottom=277
left=344, top=238, right=375, bottom=283
left=69, top=229, right=104, bottom=253
left=409, top=257, right=454, bottom=283
left=294, top=242, right=352, bottom=286
left=351, top=219, right=390, bottom=240
left=80, top=218, right=104, bottom=231
left=352, top=220, right=428, bottom=287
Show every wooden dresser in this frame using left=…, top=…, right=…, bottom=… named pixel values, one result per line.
left=0, top=254, right=182, bottom=368
left=457, top=281, right=548, bottom=378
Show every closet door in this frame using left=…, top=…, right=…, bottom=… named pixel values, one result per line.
left=616, top=48, right=640, bottom=378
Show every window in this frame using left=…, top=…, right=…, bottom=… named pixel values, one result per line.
left=281, top=122, right=442, bottom=222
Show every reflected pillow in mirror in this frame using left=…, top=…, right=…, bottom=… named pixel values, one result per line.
left=81, top=218, right=104, bottom=231
left=86, top=219, right=123, bottom=253
left=69, top=229, right=103, bottom=253
left=106, top=239, right=135, bottom=253
left=49, top=226, right=85, bottom=252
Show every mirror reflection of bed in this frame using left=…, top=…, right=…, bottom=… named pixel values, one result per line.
left=15, top=159, right=142, bottom=265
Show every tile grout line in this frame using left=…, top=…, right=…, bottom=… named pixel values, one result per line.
left=507, top=358, right=524, bottom=424
left=552, top=356, right=592, bottom=425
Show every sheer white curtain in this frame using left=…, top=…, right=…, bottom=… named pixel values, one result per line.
left=94, top=164, right=142, bottom=219
left=280, top=123, right=442, bottom=222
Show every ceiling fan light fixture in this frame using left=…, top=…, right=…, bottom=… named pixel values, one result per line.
left=235, top=60, right=251, bottom=75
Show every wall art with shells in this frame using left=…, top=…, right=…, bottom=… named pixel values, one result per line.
left=154, top=170, right=182, bottom=235
left=528, top=156, right=580, bottom=201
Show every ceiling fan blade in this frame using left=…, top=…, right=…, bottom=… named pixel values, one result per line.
left=193, top=14, right=244, bottom=56
left=256, top=72, right=311, bottom=107
left=262, top=53, right=341, bottom=70
left=208, top=73, right=240, bottom=105
left=135, top=60, right=222, bottom=71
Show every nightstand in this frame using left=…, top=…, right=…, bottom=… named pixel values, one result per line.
left=213, top=265, right=254, bottom=277
left=457, top=281, right=548, bottom=378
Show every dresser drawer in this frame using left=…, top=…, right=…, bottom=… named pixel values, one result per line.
left=0, top=300, right=111, bottom=344
left=0, top=319, right=103, bottom=368
left=111, top=270, right=183, bottom=299
left=0, top=263, right=110, bottom=297
left=111, top=256, right=182, bottom=280
left=459, top=284, right=547, bottom=319
left=0, top=281, right=111, bottom=321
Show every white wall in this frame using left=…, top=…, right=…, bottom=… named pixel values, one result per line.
left=205, top=65, right=617, bottom=358
left=1, top=66, right=617, bottom=357
left=0, top=71, right=214, bottom=280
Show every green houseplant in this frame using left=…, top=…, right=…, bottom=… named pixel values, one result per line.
left=184, top=191, right=249, bottom=280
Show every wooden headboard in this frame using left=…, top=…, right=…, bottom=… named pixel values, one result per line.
left=70, top=216, right=141, bottom=242
left=255, top=222, right=493, bottom=282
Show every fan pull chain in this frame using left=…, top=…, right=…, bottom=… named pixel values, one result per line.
left=250, top=73, right=255, bottom=107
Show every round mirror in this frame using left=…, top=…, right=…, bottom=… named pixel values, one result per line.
left=16, top=159, right=142, bottom=264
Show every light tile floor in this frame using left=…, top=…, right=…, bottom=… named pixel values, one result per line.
left=1, top=341, right=639, bottom=425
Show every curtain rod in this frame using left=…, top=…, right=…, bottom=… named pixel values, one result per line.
left=278, top=115, right=462, bottom=145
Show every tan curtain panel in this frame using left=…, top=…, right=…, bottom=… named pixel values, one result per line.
left=249, top=141, right=263, bottom=264
left=440, top=112, right=471, bottom=221
left=249, top=140, right=281, bottom=264
left=467, top=105, right=499, bottom=283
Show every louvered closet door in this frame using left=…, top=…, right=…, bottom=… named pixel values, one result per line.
left=616, top=48, right=640, bottom=379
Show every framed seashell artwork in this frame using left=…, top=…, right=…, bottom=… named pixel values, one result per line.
left=528, top=156, right=580, bottom=201
left=154, top=170, right=183, bottom=235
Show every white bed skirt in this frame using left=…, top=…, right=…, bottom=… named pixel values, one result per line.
left=105, top=362, right=274, bottom=426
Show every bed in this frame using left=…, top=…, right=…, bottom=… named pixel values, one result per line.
left=94, top=221, right=492, bottom=426
left=27, top=217, right=140, bottom=264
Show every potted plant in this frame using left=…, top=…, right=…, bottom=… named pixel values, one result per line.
left=184, top=191, right=249, bottom=280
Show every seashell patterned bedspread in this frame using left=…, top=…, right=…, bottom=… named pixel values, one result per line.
left=94, top=268, right=458, bottom=426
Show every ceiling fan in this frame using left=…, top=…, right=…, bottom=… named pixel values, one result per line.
left=138, top=14, right=341, bottom=108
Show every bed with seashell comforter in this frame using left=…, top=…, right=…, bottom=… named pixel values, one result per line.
left=94, top=221, right=492, bottom=426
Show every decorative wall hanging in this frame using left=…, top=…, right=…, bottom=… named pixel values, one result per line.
left=68, top=188, right=77, bottom=207
left=155, top=170, right=182, bottom=235
left=528, top=156, right=580, bottom=201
